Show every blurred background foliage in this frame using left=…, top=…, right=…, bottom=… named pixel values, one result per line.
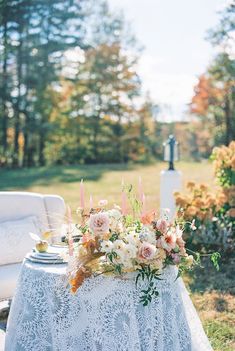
left=0, top=0, right=234, bottom=168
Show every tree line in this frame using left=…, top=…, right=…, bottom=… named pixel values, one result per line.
left=0, top=0, right=234, bottom=168
left=190, top=1, right=235, bottom=150
left=0, top=0, right=159, bottom=167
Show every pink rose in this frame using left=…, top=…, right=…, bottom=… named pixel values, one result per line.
left=89, top=212, right=110, bottom=236
left=138, top=242, right=157, bottom=260
left=156, top=219, right=168, bottom=233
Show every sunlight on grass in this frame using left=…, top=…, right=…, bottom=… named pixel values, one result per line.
left=1, top=160, right=234, bottom=349
left=0, top=161, right=214, bottom=212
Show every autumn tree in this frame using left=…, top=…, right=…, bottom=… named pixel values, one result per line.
left=190, top=1, right=235, bottom=147
left=0, top=0, right=87, bottom=166
left=191, top=54, right=235, bottom=146
left=45, top=1, right=144, bottom=164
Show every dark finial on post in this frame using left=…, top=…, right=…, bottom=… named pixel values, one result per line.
left=168, top=135, right=175, bottom=170
left=163, top=135, right=179, bottom=171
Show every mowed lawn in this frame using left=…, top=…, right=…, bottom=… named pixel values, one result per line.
left=0, top=161, right=234, bottom=351
left=0, top=161, right=215, bottom=211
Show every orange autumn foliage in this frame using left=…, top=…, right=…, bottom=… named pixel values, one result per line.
left=174, top=182, right=228, bottom=222
left=190, top=74, right=224, bottom=116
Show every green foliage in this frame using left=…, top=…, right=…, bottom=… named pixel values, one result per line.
left=125, top=184, right=142, bottom=217
left=109, top=233, right=119, bottom=243
left=135, top=265, right=162, bottom=306
left=0, top=0, right=157, bottom=167
left=106, top=251, right=118, bottom=263
left=210, top=252, right=221, bottom=271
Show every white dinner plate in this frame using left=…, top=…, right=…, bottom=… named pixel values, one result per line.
left=26, top=253, right=65, bottom=264
left=31, top=252, right=60, bottom=259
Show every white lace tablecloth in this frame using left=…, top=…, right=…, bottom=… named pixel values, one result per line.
left=5, top=260, right=213, bottom=351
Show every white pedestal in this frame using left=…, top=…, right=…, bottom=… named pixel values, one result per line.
left=160, top=170, right=182, bottom=220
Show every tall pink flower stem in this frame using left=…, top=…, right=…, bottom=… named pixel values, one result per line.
left=67, top=205, right=74, bottom=256
left=142, top=193, right=146, bottom=215
left=80, top=179, right=85, bottom=209
left=138, top=176, right=144, bottom=203
left=121, top=178, right=127, bottom=215
left=89, top=195, right=93, bottom=209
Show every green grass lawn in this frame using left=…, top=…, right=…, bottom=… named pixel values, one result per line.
left=0, top=161, right=215, bottom=211
left=0, top=161, right=234, bottom=350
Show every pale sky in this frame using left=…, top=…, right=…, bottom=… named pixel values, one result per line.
left=108, top=0, right=224, bottom=121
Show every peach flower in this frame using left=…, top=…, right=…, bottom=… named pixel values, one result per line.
left=141, top=211, right=156, bottom=225
left=160, top=231, right=176, bottom=252
left=156, top=219, right=168, bottom=233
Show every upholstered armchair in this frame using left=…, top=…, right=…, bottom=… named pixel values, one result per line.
left=0, top=192, right=66, bottom=300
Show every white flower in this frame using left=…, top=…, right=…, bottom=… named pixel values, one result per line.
left=114, top=242, right=137, bottom=269
left=100, top=240, right=114, bottom=253
left=108, top=209, right=122, bottom=221
left=113, top=239, right=126, bottom=252
left=108, top=209, right=123, bottom=231
left=112, top=240, right=137, bottom=265
left=127, top=231, right=140, bottom=245
left=190, top=219, right=197, bottom=231
left=121, top=258, right=133, bottom=269
left=124, top=243, right=138, bottom=259
left=139, top=226, right=156, bottom=245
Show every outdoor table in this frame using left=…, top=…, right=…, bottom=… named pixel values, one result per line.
left=5, top=260, right=212, bottom=351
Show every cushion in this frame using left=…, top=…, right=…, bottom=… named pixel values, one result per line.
left=0, top=192, right=50, bottom=230
left=0, top=216, right=40, bottom=266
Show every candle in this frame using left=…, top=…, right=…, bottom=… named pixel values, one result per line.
left=138, top=176, right=143, bottom=202
left=67, top=205, right=73, bottom=256
left=89, top=195, right=93, bottom=209
left=121, top=178, right=127, bottom=215
left=121, top=177, right=124, bottom=190
left=121, top=191, right=127, bottom=215
left=80, top=179, right=85, bottom=209
left=142, top=193, right=146, bottom=214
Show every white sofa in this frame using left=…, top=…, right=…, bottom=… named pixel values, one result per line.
left=0, top=191, right=66, bottom=300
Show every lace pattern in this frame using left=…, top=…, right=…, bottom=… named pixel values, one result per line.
left=5, top=261, right=212, bottom=351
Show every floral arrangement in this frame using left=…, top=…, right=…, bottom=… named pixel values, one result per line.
left=174, top=142, right=235, bottom=250
left=211, top=141, right=235, bottom=189
left=211, top=141, right=235, bottom=219
left=66, top=184, right=218, bottom=306
left=174, top=182, right=234, bottom=249
left=174, top=182, right=227, bottom=222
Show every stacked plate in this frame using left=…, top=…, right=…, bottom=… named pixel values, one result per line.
left=26, top=247, right=67, bottom=264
